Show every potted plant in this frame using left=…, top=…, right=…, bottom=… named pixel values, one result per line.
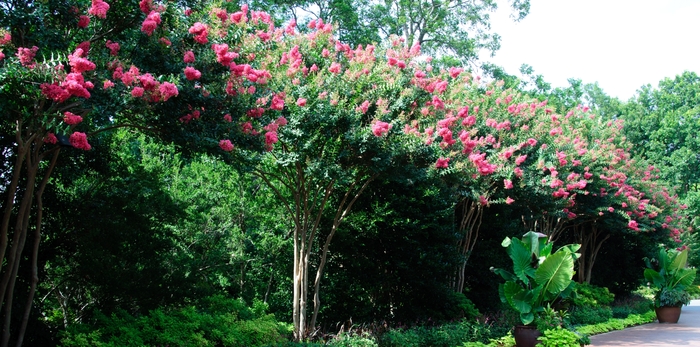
left=643, top=247, right=697, bottom=323
left=492, top=231, right=580, bottom=347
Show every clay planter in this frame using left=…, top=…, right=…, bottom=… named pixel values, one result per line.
left=656, top=306, right=682, bottom=323
left=514, top=325, right=541, bottom=347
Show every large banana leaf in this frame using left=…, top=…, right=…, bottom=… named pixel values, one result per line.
left=508, top=238, right=535, bottom=284
left=644, top=268, right=664, bottom=288
left=670, top=249, right=688, bottom=273
left=672, top=267, right=697, bottom=288
left=534, top=251, right=574, bottom=296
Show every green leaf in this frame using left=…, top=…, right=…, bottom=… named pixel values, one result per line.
left=509, top=238, right=534, bottom=284
left=534, top=251, right=574, bottom=296
left=644, top=268, right=664, bottom=289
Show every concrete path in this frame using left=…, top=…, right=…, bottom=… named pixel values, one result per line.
left=589, top=300, right=700, bottom=346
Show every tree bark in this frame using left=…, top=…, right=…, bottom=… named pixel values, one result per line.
left=453, top=199, right=483, bottom=293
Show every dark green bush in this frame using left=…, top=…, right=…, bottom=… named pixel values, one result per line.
left=59, top=295, right=286, bottom=347
left=377, top=320, right=493, bottom=347
left=612, top=294, right=653, bottom=316
left=568, top=306, right=612, bottom=326
left=573, top=283, right=614, bottom=307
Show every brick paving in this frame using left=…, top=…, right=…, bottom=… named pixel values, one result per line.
left=589, top=300, right=700, bottom=346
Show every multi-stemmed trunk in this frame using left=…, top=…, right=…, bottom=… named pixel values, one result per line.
left=1, top=120, right=60, bottom=347
left=574, top=222, right=609, bottom=284
left=453, top=198, right=483, bottom=294
left=255, top=163, right=375, bottom=341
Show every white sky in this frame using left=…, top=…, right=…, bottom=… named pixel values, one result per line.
left=480, top=0, right=700, bottom=101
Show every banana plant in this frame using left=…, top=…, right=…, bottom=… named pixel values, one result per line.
left=644, top=247, right=697, bottom=307
left=492, top=231, right=580, bottom=326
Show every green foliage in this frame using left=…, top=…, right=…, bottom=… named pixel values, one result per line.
left=59, top=295, right=285, bottom=347
left=574, top=311, right=656, bottom=336
left=377, top=320, right=494, bottom=347
left=572, top=283, right=614, bottom=307
left=327, top=332, right=378, bottom=347
left=568, top=306, right=612, bottom=326
left=492, top=231, right=579, bottom=325
left=537, top=327, right=584, bottom=347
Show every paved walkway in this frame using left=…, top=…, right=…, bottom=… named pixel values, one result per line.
left=589, top=300, right=700, bottom=346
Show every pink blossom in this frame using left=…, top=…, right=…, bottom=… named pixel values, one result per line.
left=188, top=22, right=209, bottom=44
left=265, top=131, right=278, bottom=146
left=16, top=46, right=39, bottom=67
left=78, top=15, right=90, bottom=28
left=185, top=8, right=193, bottom=16
left=0, top=33, right=10, bottom=45
left=159, top=82, right=178, bottom=101
left=357, top=100, right=370, bottom=114
left=505, top=197, right=515, bottom=205
left=105, top=40, right=120, bottom=56
left=69, top=132, right=91, bottom=150
left=328, top=62, right=341, bottom=74
left=63, top=111, right=83, bottom=125
left=88, top=0, right=110, bottom=19
left=41, top=83, right=71, bottom=102
left=435, top=157, right=450, bottom=169
left=141, top=19, right=157, bottom=35
left=449, top=67, right=463, bottom=78
left=270, top=93, right=285, bottom=110
left=68, top=49, right=96, bottom=74
left=514, top=167, right=523, bottom=178
left=527, top=138, right=537, bottom=146
left=139, top=0, right=153, bottom=14
left=515, top=155, right=527, bottom=166
left=45, top=133, right=58, bottom=144
left=372, top=120, right=392, bottom=137
left=159, top=37, right=171, bottom=46
left=184, top=66, right=201, bottom=80
left=478, top=195, right=489, bottom=206
left=628, top=220, right=639, bottom=231
left=103, top=80, right=114, bottom=89
left=219, top=139, right=234, bottom=152
left=131, top=87, right=144, bottom=97
left=223, top=114, right=232, bottom=122
left=0, top=52, right=4, bottom=61
left=183, top=51, right=195, bottom=63
left=296, top=98, right=307, bottom=107
left=504, top=179, right=513, bottom=189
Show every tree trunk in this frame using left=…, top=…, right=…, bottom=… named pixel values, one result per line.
left=575, top=223, right=609, bottom=284
left=453, top=199, right=483, bottom=293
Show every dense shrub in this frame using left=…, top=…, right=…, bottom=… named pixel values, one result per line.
left=538, top=327, right=583, bottom=347
left=59, top=296, right=286, bottom=347
left=573, top=283, right=614, bottom=307
left=568, top=306, right=613, bottom=325
left=377, top=320, right=494, bottom=347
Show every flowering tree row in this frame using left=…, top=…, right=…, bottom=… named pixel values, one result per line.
left=0, top=0, right=691, bottom=344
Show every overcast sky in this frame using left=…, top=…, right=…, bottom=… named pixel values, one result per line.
left=479, top=0, right=700, bottom=101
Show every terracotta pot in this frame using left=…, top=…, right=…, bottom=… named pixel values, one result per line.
left=514, top=325, right=541, bottom=347
left=656, top=306, right=682, bottom=323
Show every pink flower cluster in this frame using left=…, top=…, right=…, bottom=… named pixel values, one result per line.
left=88, top=0, right=110, bottom=19
left=188, top=22, right=209, bottom=44
left=16, top=46, right=39, bottom=68
left=69, top=132, right=91, bottom=150
left=63, top=111, right=83, bottom=125
left=141, top=11, right=162, bottom=36
left=111, top=64, right=178, bottom=102
left=372, top=120, right=392, bottom=137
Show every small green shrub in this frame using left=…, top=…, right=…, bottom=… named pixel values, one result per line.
left=568, top=306, right=612, bottom=325
left=538, top=327, right=584, bottom=347
left=60, top=295, right=286, bottom=347
left=377, top=319, right=494, bottom=347
left=575, top=311, right=656, bottom=336
left=687, top=284, right=700, bottom=299
left=611, top=306, right=631, bottom=319
left=327, top=332, right=378, bottom=347
left=573, top=283, right=614, bottom=307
